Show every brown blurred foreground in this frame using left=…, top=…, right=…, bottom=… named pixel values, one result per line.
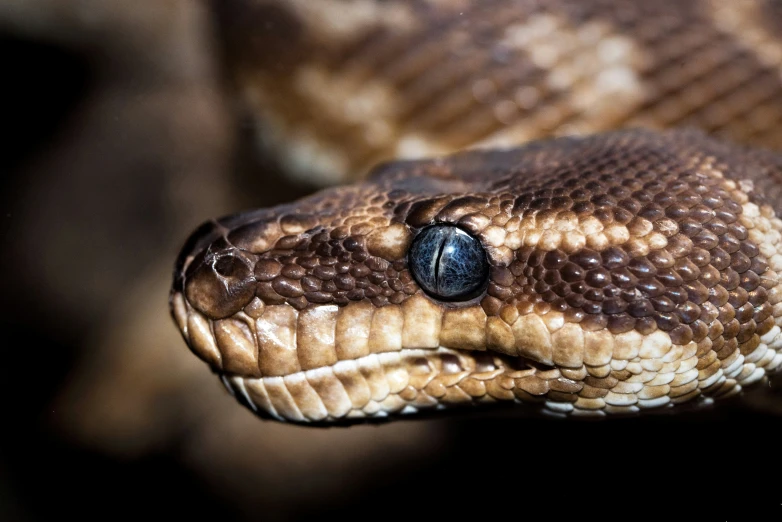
left=2, top=1, right=781, bottom=520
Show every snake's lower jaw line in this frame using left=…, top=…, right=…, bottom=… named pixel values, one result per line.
left=170, top=289, right=779, bottom=424
left=215, top=347, right=544, bottom=425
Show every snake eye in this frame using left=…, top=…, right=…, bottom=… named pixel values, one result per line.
left=408, top=225, right=489, bottom=301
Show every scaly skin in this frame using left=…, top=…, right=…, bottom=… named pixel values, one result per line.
left=214, top=0, right=782, bottom=184
left=170, top=129, right=782, bottom=423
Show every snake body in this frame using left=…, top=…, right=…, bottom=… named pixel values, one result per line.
left=215, top=0, right=782, bottom=183
left=171, top=1, right=782, bottom=423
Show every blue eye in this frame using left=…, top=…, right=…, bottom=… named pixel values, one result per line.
left=408, top=225, right=489, bottom=301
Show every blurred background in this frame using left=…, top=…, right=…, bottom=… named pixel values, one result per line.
left=2, top=1, right=781, bottom=520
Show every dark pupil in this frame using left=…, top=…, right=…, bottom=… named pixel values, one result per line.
left=408, top=225, right=489, bottom=301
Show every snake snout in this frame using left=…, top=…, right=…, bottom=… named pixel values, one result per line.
left=173, top=219, right=258, bottom=320
left=173, top=220, right=223, bottom=292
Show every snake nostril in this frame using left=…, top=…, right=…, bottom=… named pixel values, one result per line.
left=185, top=251, right=257, bottom=320
left=214, top=255, right=244, bottom=278
left=173, top=220, right=223, bottom=292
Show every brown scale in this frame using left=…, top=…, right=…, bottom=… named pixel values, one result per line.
left=177, top=130, right=781, bottom=367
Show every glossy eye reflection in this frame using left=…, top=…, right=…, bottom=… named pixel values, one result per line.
left=408, top=225, right=489, bottom=301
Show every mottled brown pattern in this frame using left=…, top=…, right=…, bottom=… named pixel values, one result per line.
left=214, top=0, right=782, bottom=183
left=171, top=129, right=782, bottom=422
left=169, top=0, right=782, bottom=422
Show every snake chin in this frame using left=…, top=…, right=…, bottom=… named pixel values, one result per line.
left=215, top=346, right=548, bottom=425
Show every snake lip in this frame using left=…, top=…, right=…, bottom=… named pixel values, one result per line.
left=217, top=343, right=562, bottom=424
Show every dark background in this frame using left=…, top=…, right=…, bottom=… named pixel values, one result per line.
left=2, top=2, right=781, bottom=520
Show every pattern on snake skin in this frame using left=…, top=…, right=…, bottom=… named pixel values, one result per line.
left=214, top=0, right=782, bottom=184
left=171, top=129, right=782, bottom=422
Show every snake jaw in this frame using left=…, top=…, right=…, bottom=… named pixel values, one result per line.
left=171, top=130, right=782, bottom=423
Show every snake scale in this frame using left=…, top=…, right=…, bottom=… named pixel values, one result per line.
left=170, top=0, right=782, bottom=423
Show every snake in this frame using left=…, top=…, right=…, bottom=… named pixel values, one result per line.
left=170, top=0, right=782, bottom=424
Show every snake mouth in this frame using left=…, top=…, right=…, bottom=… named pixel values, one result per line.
left=170, top=286, right=551, bottom=422
left=170, top=289, right=772, bottom=424
left=170, top=292, right=559, bottom=424
left=218, top=347, right=555, bottom=425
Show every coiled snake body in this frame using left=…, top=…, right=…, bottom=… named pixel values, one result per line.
left=171, top=0, right=782, bottom=423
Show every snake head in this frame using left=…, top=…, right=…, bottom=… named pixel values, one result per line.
left=171, top=129, right=782, bottom=424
